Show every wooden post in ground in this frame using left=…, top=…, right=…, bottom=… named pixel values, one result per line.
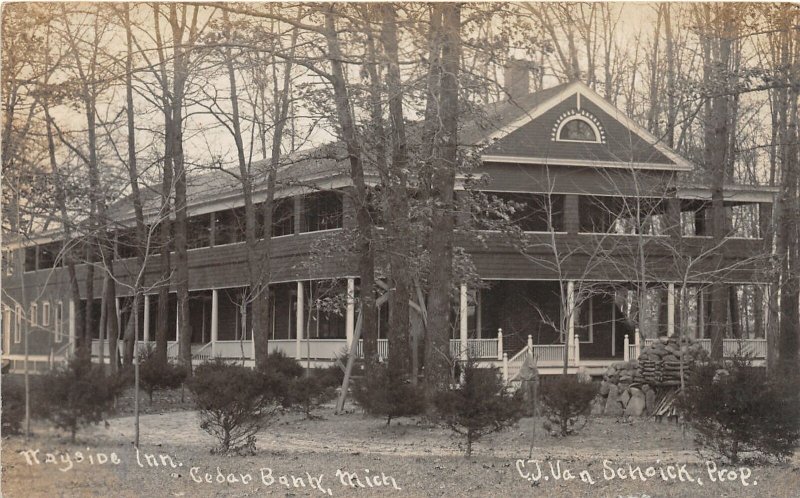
left=336, top=291, right=392, bottom=413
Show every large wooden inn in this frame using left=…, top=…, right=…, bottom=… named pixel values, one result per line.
left=2, top=80, right=773, bottom=379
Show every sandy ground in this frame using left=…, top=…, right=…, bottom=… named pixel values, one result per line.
left=3, top=402, right=800, bottom=498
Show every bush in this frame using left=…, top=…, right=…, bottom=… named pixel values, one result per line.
left=678, top=362, right=800, bottom=463
left=352, top=364, right=426, bottom=426
left=540, top=375, right=598, bottom=437
left=434, top=361, right=523, bottom=456
left=262, top=350, right=304, bottom=379
left=314, top=362, right=345, bottom=389
left=188, top=360, right=281, bottom=455
left=138, top=346, right=187, bottom=403
left=2, top=379, right=25, bottom=435
left=287, top=376, right=336, bottom=419
left=38, top=358, right=118, bottom=441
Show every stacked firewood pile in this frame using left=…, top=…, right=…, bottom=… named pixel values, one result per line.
left=637, top=336, right=709, bottom=386
left=592, top=336, right=708, bottom=417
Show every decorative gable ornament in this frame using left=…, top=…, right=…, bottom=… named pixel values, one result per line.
left=551, top=109, right=607, bottom=144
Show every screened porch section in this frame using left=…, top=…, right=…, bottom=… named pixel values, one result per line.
left=466, top=280, right=632, bottom=360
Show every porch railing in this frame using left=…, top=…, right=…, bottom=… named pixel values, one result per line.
left=214, top=340, right=254, bottom=360
left=354, top=339, right=389, bottom=359
left=506, top=335, right=578, bottom=382
left=166, top=341, right=180, bottom=358
left=448, top=339, right=499, bottom=359
left=192, top=342, right=213, bottom=362
left=80, top=336, right=510, bottom=363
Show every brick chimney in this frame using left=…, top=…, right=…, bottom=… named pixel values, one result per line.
left=503, top=58, right=531, bottom=101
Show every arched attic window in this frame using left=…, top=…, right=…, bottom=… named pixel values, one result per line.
left=551, top=109, right=606, bottom=144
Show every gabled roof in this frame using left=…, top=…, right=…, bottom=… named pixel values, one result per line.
left=466, top=80, right=694, bottom=172
left=103, top=81, right=697, bottom=226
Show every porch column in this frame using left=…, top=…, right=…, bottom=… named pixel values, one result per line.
left=211, top=290, right=218, bottom=358
left=574, top=333, right=581, bottom=365
left=459, top=283, right=468, bottom=361
left=667, top=283, right=675, bottom=337
left=567, top=281, right=575, bottom=360
left=68, top=299, right=76, bottom=354
left=623, top=334, right=630, bottom=361
left=296, top=281, right=304, bottom=360
left=143, top=295, right=150, bottom=344
left=346, top=278, right=355, bottom=349
left=497, top=329, right=503, bottom=360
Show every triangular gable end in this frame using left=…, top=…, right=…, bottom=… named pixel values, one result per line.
left=479, top=81, right=693, bottom=172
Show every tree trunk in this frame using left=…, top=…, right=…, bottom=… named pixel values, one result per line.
left=153, top=4, right=172, bottom=367
left=728, top=286, right=742, bottom=339
left=169, top=5, right=197, bottom=374
left=122, top=3, right=146, bottom=366
left=777, top=49, right=799, bottom=375
left=381, top=4, right=412, bottom=378
left=323, top=6, right=378, bottom=373
left=44, top=104, right=85, bottom=356
left=705, top=5, right=734, bottom=361
left=424, top=3, right=461, bottom=391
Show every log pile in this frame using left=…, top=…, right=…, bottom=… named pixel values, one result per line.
left=637, top=336, right=708, bottom=386
left=592, top=336, right=708, bottom=417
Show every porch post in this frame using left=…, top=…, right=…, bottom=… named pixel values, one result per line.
left=624, top=334, right=630, bottom=361
left=211, top=290, right=218, bottom=358
left=497, top=329, right=503, bottom=360
left=68, top=299, right=76, bottom=354
left=346, top=278, right=355, bottom=350
left=574, top=333, right=580, bottom=366
left=459, top=283, right=468, bottom=361
left=143, top=295, right=150, bottom=344
left=502, top=352, right=509, bottom=383
left=634, top=328, right=641, bottom=357
left=667, top=283, right=675, bottom=337
left=296, top=281, right=304, bottom=360
left=567, top=280, right=575, bottom=361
